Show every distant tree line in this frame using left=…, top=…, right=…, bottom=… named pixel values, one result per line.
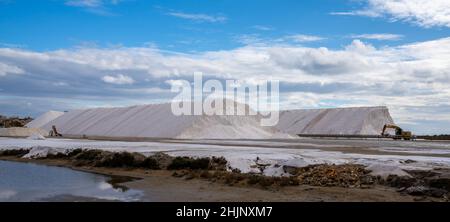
left=417, top=135, right=450, bottom=140
left=0, top=114, right=33, bottom=128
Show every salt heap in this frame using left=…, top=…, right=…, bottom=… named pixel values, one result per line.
left=41, top=101, right=289, bottom=139
left=276, top=106, right=394, bottom=135
left=26, top=133, right=46, bottom=140
left=26, top=111, right=65, bottom=128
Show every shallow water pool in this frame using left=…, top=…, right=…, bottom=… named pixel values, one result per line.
left=0, top=160, right=143, bottom=202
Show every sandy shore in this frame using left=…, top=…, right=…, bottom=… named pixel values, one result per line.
left=0, top=156, right=433, bottom=202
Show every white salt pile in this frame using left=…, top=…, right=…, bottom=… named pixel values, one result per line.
left=35, top=103, right=395, bottom=139
left=41, top=101, right=290, bottom=139
left=22, top=146, right=62, bottom=159
left=26, top=111, right=65, bottom=129
left=276, top=106, right=394, bottom=135
left=26, top=133, right=46, bottom=140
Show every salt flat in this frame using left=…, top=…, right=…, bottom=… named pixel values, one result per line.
left=1, top=137, right=449, bottom=177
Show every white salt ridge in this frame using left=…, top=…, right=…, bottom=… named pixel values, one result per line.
left=277, top=106, right=395, bottom=135
left=26, top=111, right=65, bottom=129
left=26, top=133, right=46, bottom=140
left=3, top=137, right=449, bottom=177
left=42, top=101, right=290, bottom=139
left=23, top=146, right=64, bottom=159
left=366, top=164, right=412, bottom=179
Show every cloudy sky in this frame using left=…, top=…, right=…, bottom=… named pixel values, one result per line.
left=1, top=0, right=450, bottom=134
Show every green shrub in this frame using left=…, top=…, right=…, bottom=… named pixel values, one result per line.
left=247, top=175, right=262, bottom=185
left=67, top=149, right=83, bottom=157
left=140, top=157, right=160, bottom=169
left=74, top=150, right=103, bottom=161
left=168, top=157, right=210, bottom=170
left=0, top=149, right=30, bottom=157
left=210, top=156, right=228, bottom=170
left=97, top=152, right=136, bottom=168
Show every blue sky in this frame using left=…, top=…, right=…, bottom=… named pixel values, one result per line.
left=1, top=0, right=450, bottom=134
left=2, top=0, right=450, bottom=51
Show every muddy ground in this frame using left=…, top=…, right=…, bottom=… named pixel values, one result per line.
left=1, top=149, right=448, bottom=202
left=0, top=156, right=417, bottom=202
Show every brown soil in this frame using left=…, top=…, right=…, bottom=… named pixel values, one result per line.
left=0, top=155, right=442, bottom=202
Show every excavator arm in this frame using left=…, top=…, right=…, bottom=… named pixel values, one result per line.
left=381, top=124, right=412, bottom=140
left=381, top=124, right=401, bottom=136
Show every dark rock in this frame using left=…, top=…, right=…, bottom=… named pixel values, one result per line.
left=426, top=177, right=450, bottom=191
left=384, top=175, right=417, bottom=188
left=405, top=186, right=428, bottom=196
left=401, top=159, right=417, bottom=164
left=0, top=149, right=30, bottom=157
left=283, top=165, right=299, bottom=175
left=397, top=187, right=407, bottom=192
left=95, top=152, right=145, bottom=168
left=167, top=156, right=210, bottom=170
left=407, top=170, right=439, bottom=179
left=66, top=149, right=83, bottom=157
left=428, top=188, right=448, bottom=198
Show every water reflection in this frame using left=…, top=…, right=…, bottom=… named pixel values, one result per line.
left=0, top=160, right=143, bottom=202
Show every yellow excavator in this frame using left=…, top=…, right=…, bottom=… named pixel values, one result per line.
left=381, top=124, right=413, bottom=140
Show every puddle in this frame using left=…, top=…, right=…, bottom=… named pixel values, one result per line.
left=0, top=160, right=143, bottom=202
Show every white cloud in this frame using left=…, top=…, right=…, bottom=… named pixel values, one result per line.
left=53, top=82, right=69, bottom=87
left=1, top=37, right=450, bottom=133
left=167, top=12, right=227, bottom=23
left=235, top=34, right=325, bottom=46
left=284, top=34, right=325, bottom=42
left=102, top=74, right=135, bottom=85
left=0, top=62, right=24, bottom=76
left=330, top=10, right=381, bottom=18
left=350, top=33, right=403, bottom=41
left=235, top=34, right=264, bottom=45
left=0, top=190, right=17, bottom=199
left=252, top=25, right=274, bottom=31
left=66, top=0, right=103, bottom=8
left=332, top=0, right=450, bottom=28
left=65, top=0, right=121, bottom=15
left=0, top=42, right=26, bottom=48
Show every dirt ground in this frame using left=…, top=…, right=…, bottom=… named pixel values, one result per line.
left=122, top=170, right=419, bottom=202
left=0, top=156, right=434, bottom=202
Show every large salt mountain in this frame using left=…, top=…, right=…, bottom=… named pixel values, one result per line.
left=37, top=101, right=288, bottom=139
left=30, top=103, right=395, bottom=139
left=276, top=106, right=394, bottom=135
left=25, top=111, right=65, bottom=129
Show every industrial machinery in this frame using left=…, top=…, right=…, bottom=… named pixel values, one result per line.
left=381, top=124, right=413, bottom=140
left=49, top=125, right=62, bottom=137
